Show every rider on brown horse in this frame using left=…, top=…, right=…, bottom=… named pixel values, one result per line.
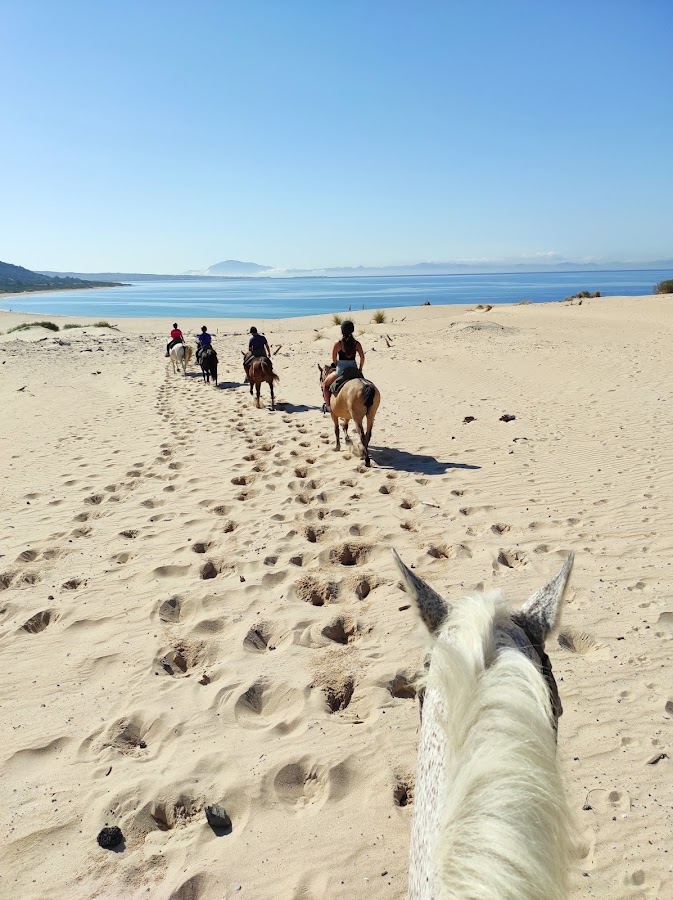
left=243, top=326, right=271, bottom=379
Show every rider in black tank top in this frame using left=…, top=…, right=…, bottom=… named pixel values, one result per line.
left=322, top=320, right=366, bottom=409
left=337, top=343, right=357, bottom=361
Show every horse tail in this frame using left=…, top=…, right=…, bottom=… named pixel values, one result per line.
left=362, top=380, right=375, bottom=409
left=262, top=358, right=279, bottom=382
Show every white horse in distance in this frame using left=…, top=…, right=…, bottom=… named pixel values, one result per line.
left=392, top=549, right=575, bottom=900
left=169, top=343, right=193, bottom=375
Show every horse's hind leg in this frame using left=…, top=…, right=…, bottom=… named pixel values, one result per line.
left=356, top=420, right=370, bottom=467
left=341, top=421, right=351, bottom=444
left=255, top=384, right=261, bottom=408
left=270, top=380, right=275, bottom=411
left=364, top=404, right=378, bottom=449
left=332, top=413, right=341, bottom=452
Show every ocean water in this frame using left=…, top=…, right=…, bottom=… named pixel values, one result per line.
left=3, top=270, right=669, bottom=319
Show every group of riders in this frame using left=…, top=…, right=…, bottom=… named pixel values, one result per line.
left=165, top=318, right=366, bottom=407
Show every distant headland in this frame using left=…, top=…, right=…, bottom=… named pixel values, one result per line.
left=0, top=260, right=125, bottom=295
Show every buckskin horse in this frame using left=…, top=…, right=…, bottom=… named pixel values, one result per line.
left=318, top=364, right=381, bottom=467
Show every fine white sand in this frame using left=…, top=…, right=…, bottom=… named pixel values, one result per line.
left=1, top=294, right=672, bottom=899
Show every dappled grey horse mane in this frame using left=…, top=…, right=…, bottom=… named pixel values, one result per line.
left=393, top=550, right=575, bottom=900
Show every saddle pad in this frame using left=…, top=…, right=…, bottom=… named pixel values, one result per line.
left=330, top=368, right=363, bottom=395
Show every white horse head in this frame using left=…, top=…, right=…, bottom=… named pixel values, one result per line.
left=393, top=550, right=575, bottom=900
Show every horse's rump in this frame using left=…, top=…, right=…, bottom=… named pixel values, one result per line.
left=171, top=344, right=192, bottom=363
left=251, top=357, right=279, bottom=382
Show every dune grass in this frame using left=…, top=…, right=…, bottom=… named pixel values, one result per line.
left=563, top=290, right=600, bottom=302
left=92, top=320, right=113, bottom=328
left=654, top=279, right=673, bottom=294
left=63, top=323, right=83, bottom=329
left=7, top=321, right=60, bottom=333
left=332, top=313, right=343, bottom=325
left=371, top=309, right=387, bottom=324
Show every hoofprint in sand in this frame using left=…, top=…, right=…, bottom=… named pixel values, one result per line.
left=1, top=295, right=672, bottom=899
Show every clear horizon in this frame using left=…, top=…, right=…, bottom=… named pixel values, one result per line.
left=2, top=1, right=672, bottom=273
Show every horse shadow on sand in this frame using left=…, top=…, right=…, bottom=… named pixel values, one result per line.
left=369, top=446, right=481, bottom=475
left=274, top=401, right=322, bottom=413
left=181, top=372, right=242, bottom=390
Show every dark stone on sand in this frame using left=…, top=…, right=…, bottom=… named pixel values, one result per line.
left=463, top=416, right=476, bottom=424
left=205, top=804, right=232, bottom=831
left=499, top=414, right=516, bottom=422
left=97, top=826, right=124, bottom=849
left=138, top=740, right=147, bottom=749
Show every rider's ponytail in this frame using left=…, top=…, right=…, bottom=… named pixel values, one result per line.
left=341, top=320, right=356, bottom=355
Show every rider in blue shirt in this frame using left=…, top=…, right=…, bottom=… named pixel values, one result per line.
left=196, top=325, right=213, bottom=363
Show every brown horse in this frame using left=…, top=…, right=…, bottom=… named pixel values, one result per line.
left=247, top=355, right=279, bottom=409
left=318, top=364, right=381, bottom=467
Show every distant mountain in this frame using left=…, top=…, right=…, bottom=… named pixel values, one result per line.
left=204, top=260, right=273, bottom=276
left=37, top=270, right=266, bottom=283
left=34, top=257, right=673, bottom=285
left=0, top=260, right=123, bottom=294
left=277, top=259, right=673, bottom=278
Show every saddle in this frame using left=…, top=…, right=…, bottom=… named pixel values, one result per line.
left=329, top=367, right=363, bottom=395
left=245, top=353, right=269, bottom=367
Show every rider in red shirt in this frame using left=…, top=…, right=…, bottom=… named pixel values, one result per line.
left=166, top=323, right=184, bottom=357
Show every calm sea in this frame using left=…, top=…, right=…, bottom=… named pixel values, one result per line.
left=3, top=270, right=669, bottom=319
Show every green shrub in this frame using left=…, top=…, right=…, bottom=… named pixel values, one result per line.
left=654, top=279, right=673, bottom=294
left=332, top=313, right=343, bottom=325
left=563, top=290, right=600, bottom=302
left=92, top=320, right=113, bottom=327
left=63, top=323, right=83, bottom=329
left=372, top=309, right=387, bottom=324
left=7, top=321, right=60, bottom=333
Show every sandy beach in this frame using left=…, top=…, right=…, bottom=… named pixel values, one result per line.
left=1, top=294, right=673, bottom=899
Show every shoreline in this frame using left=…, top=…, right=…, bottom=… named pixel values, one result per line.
left=0, top=293, right=664, bottom=336
left=0, top=283, right=124, bottom=303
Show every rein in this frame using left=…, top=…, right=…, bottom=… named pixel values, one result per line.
left=511, top=614, right=563, bottom=731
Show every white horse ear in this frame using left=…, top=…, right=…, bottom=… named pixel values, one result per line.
left=391, top=549, right=449, bottom=634
left=519, top=552, right=574, bottom=641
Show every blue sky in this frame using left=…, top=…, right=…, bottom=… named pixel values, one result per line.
left=2, top=0, right=671, bottom=273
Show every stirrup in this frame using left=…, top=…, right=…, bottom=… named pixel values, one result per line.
left=322, top=402, right=328, bottom=414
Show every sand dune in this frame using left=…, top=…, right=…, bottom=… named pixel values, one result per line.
left=1, top=295, right=672, bottom=898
